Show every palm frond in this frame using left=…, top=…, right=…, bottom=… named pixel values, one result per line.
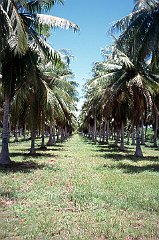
left=110, top=10, right=142, bottom=33
left=133, top=0, right=159, bottom=11
left=35, top=14, right=79, bottom=32
left=0, top=0, right=28, bottom=54
left=26, top=0, right=64, bottom=14
left=27, top=26, right=63, bottom=64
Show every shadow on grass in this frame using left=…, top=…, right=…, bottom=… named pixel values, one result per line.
left=145, top=145, right=159, bottom=151
left=104, top=162, right=159, bottom=173
left=95, top=146, right=132, bottom=154
left=0, top=190, right=17, bottom=200
left=102, top=153, right=159, bottom=162
left=10, top=152, right=57, bottom=160
left=82, top=137, right=98, bottom=145
left=83, top=137, right=159, bottom=163
left=82, top=137, right=159, bottom=173
left=9, top=137, right=31, bottom=144
left=0, top=160, right=60, bottom=173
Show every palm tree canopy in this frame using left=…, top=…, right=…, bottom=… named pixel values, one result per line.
left=111, top=0, right=159, bottom=72
left=0, top=0, right=28, bottom=55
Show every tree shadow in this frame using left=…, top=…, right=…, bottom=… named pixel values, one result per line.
left=10, top=152, right=57, bottom=160
left=9, top=137, right=31, bottom=144
left=117, top=162, right=159, bottom=173
left=0, top=160, right=60, bottom=173
left=145, top=145, right=159, bottom=151
left=102, top=152, right=159, bottom=162
left=82, top=137, right=97, bottom=145
left=95, top=146, right=132, bottom=154
left=0, top=190, right=17, bottom=200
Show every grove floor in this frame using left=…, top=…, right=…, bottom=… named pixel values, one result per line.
left=0, top=134, right=159, bottom=240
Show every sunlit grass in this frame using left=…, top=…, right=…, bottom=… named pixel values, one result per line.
left=0, top=134, right=159, bottom=239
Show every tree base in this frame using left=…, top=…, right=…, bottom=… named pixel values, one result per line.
left=47, top=141, right=55, bottom=146
left=0, top=155, right=11, bottom=165
left=29, top=148, right=36, bottom=155
left=39, top=146, right=47, bottom=150
left=134, top=148, right=143, bottom=157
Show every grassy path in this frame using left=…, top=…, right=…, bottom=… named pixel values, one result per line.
left=0, top=134, right=159, bottom=239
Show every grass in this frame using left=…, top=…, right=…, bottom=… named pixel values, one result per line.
left=0, top=134, right=159, bottom=240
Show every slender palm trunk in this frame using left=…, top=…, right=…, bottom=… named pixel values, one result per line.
left=127, top=128, right=130, bottom=145
left=115, top=129, right=120, bottom=146
left=0, top=93, right=11, bottom=164
left=14, top=122, right=19, bottom=142
left=99, top=122, right=102, bottom=142
left=23, top=124, right=26, bottom=140
left=131, top=122, right=135, bottom=145
left=48, top=120, right=55, bottom=146
left=61, top=127, right=64, bottom=142
left=41, top=125, right=45, bottom=148
left=141, top=116, right=145, bottom=145
left=144, top=125, right=148, bottom=142
left=102, top=121, right=106, bottom=142
left=106, top=120, right=109, bottom=144
left=120, top=121, right=124, bottom=150
left=135, top=125, right=143, bottom=157
left=93, top=113, right=97, bottom=142
left=30, top=129, right=36, bottom=154
left=57, top=126, right=60, bottom=142
left=154, top=111, right=158, bottom=147
left=40, top=111, right=46, bottom=149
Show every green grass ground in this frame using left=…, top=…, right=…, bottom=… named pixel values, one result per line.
left=0, top=134, right=159, bottom=240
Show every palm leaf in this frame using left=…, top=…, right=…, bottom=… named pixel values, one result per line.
left=26, top=0, right=64, bottom=13
left=0, top=0, right=28, bottom=54
left=133, top=0, right=159, bottom=11
left=26, top=26, right=63, bottom=64
left=35, top=14, right=79, bottom=31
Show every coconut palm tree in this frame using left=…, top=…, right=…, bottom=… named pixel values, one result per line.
left=80, top=48, right=155, bottom=156
left=111, top=0, right=159, bottom=81
left=110, top=0, right=159, bottom=152
left=0, top=0, right=79, bottom=164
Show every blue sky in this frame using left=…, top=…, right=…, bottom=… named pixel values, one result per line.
left=48, top=0, right=134, bottom=110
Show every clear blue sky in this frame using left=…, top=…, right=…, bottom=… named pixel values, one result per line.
left=48, top=0, right=134, bottom=110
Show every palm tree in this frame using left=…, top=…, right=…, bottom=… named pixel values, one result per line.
left=0, top=0, right=29, bottom=164
left=80, top=48, right=154, bottom=156
left=110, top=0, right=159, bottom=152
left=0, top=0, right=79, bottom=164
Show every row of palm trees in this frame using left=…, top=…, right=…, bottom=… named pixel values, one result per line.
left=79, top=0, right=159, bottom=157
left=0, top=0, right=79, bottom=164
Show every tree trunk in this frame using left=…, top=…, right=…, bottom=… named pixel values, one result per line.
left=14, top=122, right=19, bottom=142
left=144, top=125, right=148, bottom=142
left=61, top=127, right=64, bottom=142
left=41, top=112, right=46, bottom=149
left=93, top=113, right=97, bottom=143
left=115, top=129, right=120, bottom=146
left=134, top=125, right=143, bottom=157
left=30, top=129, right=36, bottom=154
left=0, top=93, right=11, bottom=164
left=131, top=123, right=135, bottom=145
left=41, top=129, right=45, bottom=148
left=23, top=124, right=26, bottom=140
left=154, top=111, right=158, bottom=147
left=141, top=116, right=145, bottom=145
left=57, top=126, right=60, bottom=142
left=47, top=121, right=54, bottom=146
left=127, top=129, right=130, bottom=145
left=120, top=121, right=124, bottom=150
left=88, top=124, right=91, bottom=138
left=102, top=121, right=106, bottom=142
left=99, top=122, right=102, bottom=142
left=106, top=120, right=109, bottom=144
